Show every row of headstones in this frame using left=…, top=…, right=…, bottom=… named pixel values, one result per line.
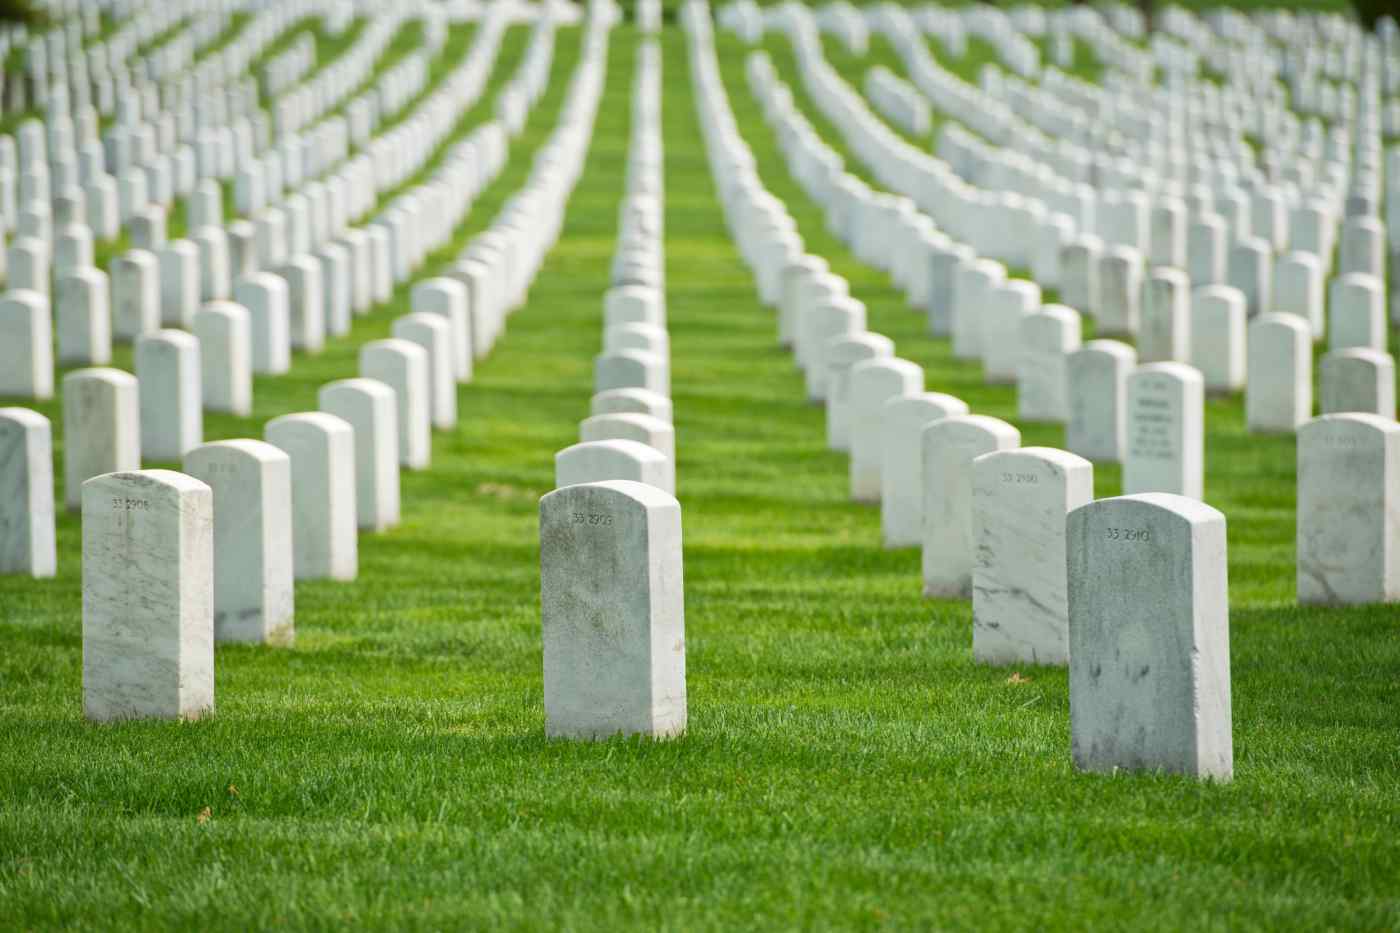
left=887, top=2, right=1385, bottom=230
left=738, top=21, right=1400, bottom=603
left=0, top=5, right=541, bottom=408
left=864, top=66, right=929, bottom=139
left=10, top=0, right=477, bottom=305
left=541, top=35, right=689, bottom=741
left=965, top=9, right=1375, bottom=185
left=955, top=23, right=1396, bottom=299
left=741, top=45, right=1399, bottom=443
left=767, top=0, right=1313, bottom=214
left=1, top=0, right=102, bottom=115
left=15, top=0, right=226, bottom=119
left=687, top=0, right=1399, bottom=778
left=10, top=1, right=361, bottom=252
left=0, top=3, right=447, bottom=384
left=764, top=1, right=1381, bottom=319
left=37, top=0, right=371, bottom=170
left=0, top=4, right=580, bottom=571
left=11, top=4, right=619, bottom=725
left=993, top=47, right=1376, bottom=209
left=558, top=40, right=675, bottom=497
left=740, top=0, right=1384, bottom=331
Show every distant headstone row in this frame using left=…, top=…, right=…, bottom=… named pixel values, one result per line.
left=723, top=0, right=1398, bottom=442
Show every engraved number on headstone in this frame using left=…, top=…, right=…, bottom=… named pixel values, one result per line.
left=1105, top=527, right=1150, bottom=542
left=111, top=497, right=150, bottom=511
left=571, top=512, right=614, bottom=527
left=1000, top=472, right=1039, bottom=485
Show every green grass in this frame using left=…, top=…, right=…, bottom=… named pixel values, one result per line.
left=0, top=16, right=1399, bottom=931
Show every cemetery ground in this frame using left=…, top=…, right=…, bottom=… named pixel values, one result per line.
left=2, top=16, right=1400, bottom=932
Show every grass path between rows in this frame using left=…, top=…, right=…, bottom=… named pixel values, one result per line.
left=0, top=20, right=1396, bottom=929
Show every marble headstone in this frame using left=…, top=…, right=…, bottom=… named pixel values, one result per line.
left=539, top=480, right=686, bottom=740
left=183, top=440, right=294, bottom=645
left=1068, top=493, right=1231, bottom=779
left=971, top=446, right=1093, bottom=665
left=82, top=469, right=214, bottom=722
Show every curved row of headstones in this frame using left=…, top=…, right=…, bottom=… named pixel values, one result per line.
left=0, top=4, right=433, bottom=395
left=747, top=2, right=1393, bottom=357
left=541, top=33, right=688, bottom=742
left=881, top=6, right=1397, bottom=407
left=0, top=4, right=518, bottom=408
left=687, top=0, right=1393, bottom=779
left=5, top=0, right=360, bottom=264
left=0, top=4, right=617, bottom=724
left=0, top=5, right=560, bottom=573
left=729, top=9, right=1400, bottom=607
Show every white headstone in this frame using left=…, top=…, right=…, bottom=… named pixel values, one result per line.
left=579, top=413, right=676, bottom=495
left=604, top=284, right=663, bottom=329
left=54, top=223, right=93, bottom=273
left=1059, top=235, right=1101, bottom=314
left=411, top=277, right=471, bottom=382
left=82, top=469, right=213, bottom=722
left=1017, top=305, right=1081, bottom=423
left=0, top=408, right=56, bottom=577
left=193, top=301, right=252, bottom=417
left=135, top=329, right=202, bottom=461
left=62, top=367, right=139, bottom=510
left=1139, top=267, right=1190, bottom=363
left=1068, top=493, right=1232, bottom=779
left=952, top=258, right=1006, bottom=359
left=318, top=242, right=351, bottom=339
left=183, top=440, right=294, bottom=645
left=849, top=358, right=923, bottom=502
left=591, top=387, right=673, bottom=423
left=1338, top=215, right=1384, bottom=277
left=880, top=392, right=969, bottom=548
left=1191, top=285, right=1246, bottom=393
left=555, top=439, right=670, bottom=491
left=1328, top=273, right=1386, bottom=352
left=1124, top=362, right=1205, bottom=499
left=1066, top=340, right=1136, bottom=462
left=1187, top=214, right=1227, bottom=285
left=392, top=313, right=457, bottom=431
left=56, top=267, right=110, bottom=365
left=7, top=236, right=49, bottom=295
left=1297, top=413, right=1400, bottom=604
left=982, top=279, right=1041, bottom=383
left=1148, top=198, right=1186, bottom=269
left=802, top=297, right=864, bottom=400
left=1272, top=251, right=1324, bottom=338
left=971, top=446, right=1093, bottom=665
left=158, top=239, right=198, bottom=328
left=921, top=414, right=1021, bottom=598
left=233, top=273, right=291, bottom=375
left=319, top=378, right=401, bottom=533
left=540, top=480, right=686, bottom=739
left=1246, top=313, right=1312, bottom=432
left=280, top=254, right=324, bottom=354
left=1227, top=236, right=1271, bottom=319
left=1319, top=348, right=1396, bottom=418
left=111, top=248, right=159, bottom=341
left=595, top=349, right=667, bottom=396
left=0, top=290, right=52, bottom=400
left=360, top=338, right=430, bottom=470
left=825, top=333, right=894, bottom=451
left=1096, top=245, right=1144, bottom=337
left=264, top=412, right=357, bottom=581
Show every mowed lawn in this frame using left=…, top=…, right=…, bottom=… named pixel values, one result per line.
left=1, top=18, right=1398, bottom=930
